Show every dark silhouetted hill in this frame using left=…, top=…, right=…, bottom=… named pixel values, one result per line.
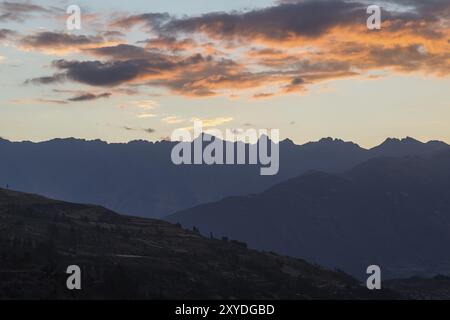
left=385, top=275, right=450, bottom=300
left=0, top=188, right=391, bottom=299
left=167, top=150, right=450, bottom=279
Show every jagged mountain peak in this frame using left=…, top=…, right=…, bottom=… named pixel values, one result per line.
left=380, top=137, right=422, bottom=145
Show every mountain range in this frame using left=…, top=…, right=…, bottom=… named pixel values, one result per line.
left=167, top=150, right=450, bottom=280
left=2, top=136, right=450, bottom=297
left=0, top=136, right=447, bottom=219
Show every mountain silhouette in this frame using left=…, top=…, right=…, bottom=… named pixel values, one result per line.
left=385, top=275, right=450, bottom=299
left=369, top=137, right=449, bottom=157
left=167, top=150, right=450, bottom=279
left=0, top=136, right=448, bottom=218
left=0, top=187, right=392, bottom=299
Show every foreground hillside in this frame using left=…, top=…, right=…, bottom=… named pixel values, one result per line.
left=385, top=276, right=450, bottom=300
left=167, top=151, right=450, bottom=279
left=0, top=188, right=387, bottom=299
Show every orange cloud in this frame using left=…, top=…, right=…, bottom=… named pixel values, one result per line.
left=21, top=0, right=450, bottom=98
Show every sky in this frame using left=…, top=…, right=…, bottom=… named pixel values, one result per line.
left=0, top=0, right=449, bottom=148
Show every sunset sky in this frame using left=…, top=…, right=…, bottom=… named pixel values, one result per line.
left=0, top=0, right=449, bottom=147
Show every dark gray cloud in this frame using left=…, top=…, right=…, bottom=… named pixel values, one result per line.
left=366, top=44, right=450, bottom=74
left=24, top=73, right=66, bottom=85
left=0, top=28, right=14, bottom=40
left=122, top=126, right=155, bottom=134
left=84, top=44, right=166, bottom=60
left=26, top=47, right=217, bottom=91
left=51, top=59, right=149, bottom=87
left=35, top=98, right=68, bottom=105
left=101, top=30, right=126, bottom=39
left=161, top=1, right=365, bottom=40
left=141, top=36, right=196, bottom=52
left=111, top=13, right=171, bottom=30
left=282, top=77, right=305, bottom=93
left=111, top=0, right=448, bottom=44
left=20, top=32, right=102, bottom=49
left=68, top=92, right=112, bottom=102
left=0, top=1, right=53, bottom=22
